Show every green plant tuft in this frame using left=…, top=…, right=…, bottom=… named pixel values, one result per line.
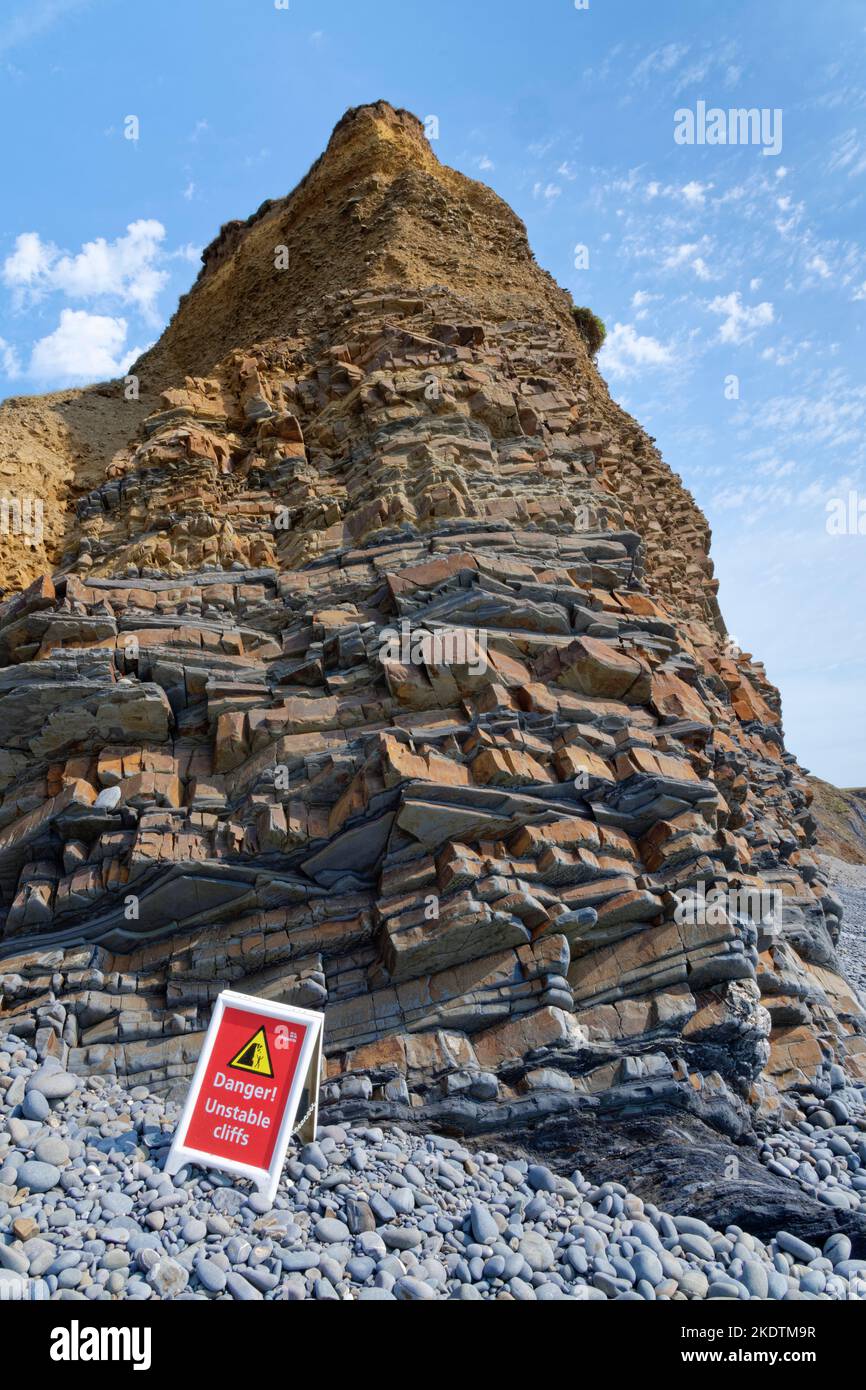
left=570, top=305, right=607, bottom=358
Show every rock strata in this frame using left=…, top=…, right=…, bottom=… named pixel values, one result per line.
left=0, top=104, right=864, bottom=1158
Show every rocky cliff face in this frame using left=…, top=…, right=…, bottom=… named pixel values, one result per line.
left=811, top=779, right=866, bottom=866
left=1, top=104, right=863, bottom=1143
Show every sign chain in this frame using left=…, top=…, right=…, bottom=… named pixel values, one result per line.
left=291, top=1100, right=316, bottom=1140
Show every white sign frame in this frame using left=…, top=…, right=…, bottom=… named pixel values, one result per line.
left=165, top=990, right=323, bottom=1204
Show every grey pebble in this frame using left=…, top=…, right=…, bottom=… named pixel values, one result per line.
left=16, top=1161, right=61, bottom=1194
left=226, top=1271, right=262, bottom=1301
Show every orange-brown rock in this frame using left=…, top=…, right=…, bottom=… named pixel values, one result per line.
left=0, top=104, right=860, bottom=1140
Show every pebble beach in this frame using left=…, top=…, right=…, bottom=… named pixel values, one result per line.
left=2, top=1034, right=866, bottom=1302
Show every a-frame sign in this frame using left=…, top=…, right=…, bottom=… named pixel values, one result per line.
left=165, top=991, right=323, bottom=1203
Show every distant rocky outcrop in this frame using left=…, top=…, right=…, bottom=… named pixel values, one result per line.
left=811, top=779, right=866, bottom=866
left=1, top=104, right=863, bottom=1152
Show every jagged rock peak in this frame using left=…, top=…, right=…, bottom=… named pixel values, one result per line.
left=135, top=102, right=571, bottom=391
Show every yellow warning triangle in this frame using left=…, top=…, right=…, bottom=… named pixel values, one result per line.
left=228, top=1026, right=274, bottom=1078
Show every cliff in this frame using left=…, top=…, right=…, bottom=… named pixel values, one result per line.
left=1, top=103, right=862, bottom=1152
left=811, top=779, right=866, bottom=866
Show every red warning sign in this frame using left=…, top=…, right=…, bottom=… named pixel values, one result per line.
left=166, top=991, right=324, bottom=1199
left=183, top=1005, right=307, bottom=1170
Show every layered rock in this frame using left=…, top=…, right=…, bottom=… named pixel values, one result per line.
left=1, top=104, right=863, bottom=1141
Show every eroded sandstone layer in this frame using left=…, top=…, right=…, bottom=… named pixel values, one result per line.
left=1, top=105, right=862, bottom=1143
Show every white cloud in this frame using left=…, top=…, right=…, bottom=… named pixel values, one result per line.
left=599, top=321, right=675, bottom=378
left=0, top=336, right=22, bottom=378
left=664, top=242, right=700, bottom=268
left=680, top=180, right=713, bottom=206
left=631, top=289, right=661, bottom=320
left=2, top=230, right=54, bottom=287
left=631, top=38, right=744, bottom=101
left=663, top=239, right=714, bottom=278
left=28, top=309, right=146, bottom=383
left=673, top=59, right=712, bottom=94
left=532, top=182, right=561, bottom=202
left=761, top=338, right=810, bottom=367
left=3, top=220, right=169, bottom=322
left=828, top=129, right=866, bottom=179
left=630, top=178, right=713, bottom=207
left=632, top=42, right=690, bottom=83
left=0, top=0, right=91, bottom=58
left=806, top=253, right=831, bottom=280
left=170, top=243, right=202, bottom=265
left=706, top=290, right=775, bottom=344
left=756, top=456, right=797, bottom=478
left=734, top=373, right=866, bottom=459
left=774, top=196, right=803, bottom=238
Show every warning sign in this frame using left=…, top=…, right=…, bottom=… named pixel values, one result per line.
left=229, top=1027, right=273, bottom=1078
left=165, top=991, right=323, bottom=1201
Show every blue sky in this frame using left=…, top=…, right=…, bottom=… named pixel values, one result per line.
left=0, top=0, right=864, bottom=784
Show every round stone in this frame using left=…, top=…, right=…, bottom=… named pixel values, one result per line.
left=526, top=1165, right=558, bottom=1193
left=147, top=1259, right=189, bottom=1298
left=469, top=1203, right=499, bottom=1244
left=314, top=1217, right=351, bottom=1244
left=26, top=1072, right=77, bottom=1101
left=394, top=1276, right=437, bottom=1300
left=16, top=1160, right=61, bottom=1194
left=195, top=1258, right=227, bottom=1294
left=21, top=1091, right=50, bottom=1122
left=34, top=1137, right=70, bottom=1167
left=519, top=1231, right=554, bottom=1272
